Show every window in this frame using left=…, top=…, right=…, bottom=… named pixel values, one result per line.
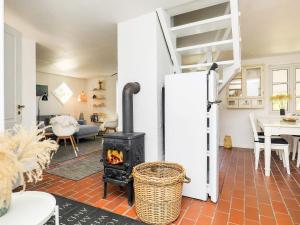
left=53, top=82, right=73, bottom=104
left=271, top=69, right=288, bottom=111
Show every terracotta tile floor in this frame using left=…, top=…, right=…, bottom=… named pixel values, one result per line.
left=27, top=148, right=300, bottom=225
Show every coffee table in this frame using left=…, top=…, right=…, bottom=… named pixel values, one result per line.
left=0, top=191, right=59, bottom=225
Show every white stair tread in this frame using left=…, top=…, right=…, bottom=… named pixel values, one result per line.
left=167, top=0, right=229, bottom=16
left=171, top=14, right=232, bottom=38
left=177, top=39, right=233, bottom=55
left=181, top=60, right=234, bottom=70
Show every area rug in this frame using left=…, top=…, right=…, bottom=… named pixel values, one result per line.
left=47, top=151, right=103, bottom=180
left=50, top=137, right=102, bottom=165
left=45, top=195, right=146, bottom=225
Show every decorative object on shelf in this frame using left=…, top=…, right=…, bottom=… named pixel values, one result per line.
left=90, top=113, right=99, bottom=122
left=53, top=82, right=73, bottom=104
left=0, top=125, right=58, bottom=217
left=37, top=92, right=48, bottom=124
left=227, top=65, right=264, bottom=109
left=93, top=81, right=105, bottom=91
left=79, top=112, right=84, bottom=121
left=224, top=135, right=232, bottom=149
left=77, top=91, right=87, bottom=102
left=92, top=95, right=105, bottom=100
left=270, top=94, right=291, bottom=115
left=98, top=80, right=104, bottom=90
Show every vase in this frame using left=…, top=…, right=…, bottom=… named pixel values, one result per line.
left=280, top=108, right=285, bottom=116
left=0, top=181, right=12, bottom=217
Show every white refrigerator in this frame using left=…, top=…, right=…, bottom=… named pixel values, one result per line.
left=165, top=71, right=219, bottom=202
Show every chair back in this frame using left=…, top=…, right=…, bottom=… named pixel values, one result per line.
left=50, top=115, right=79, bottom=136
left=249, top=113, right=259, bottom=142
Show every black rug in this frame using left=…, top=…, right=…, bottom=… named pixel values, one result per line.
left=46, top=195, right=146, bottom=225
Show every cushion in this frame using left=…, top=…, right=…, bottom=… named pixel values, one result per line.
left=257, top=138, right=288, bottom=144
left=257, top=131, right=264, bottom=136
left=74, top=125, right=100, bottom=136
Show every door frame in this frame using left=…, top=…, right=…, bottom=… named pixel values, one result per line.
left=4, top=24, right=22, bottom=129
left=0, top=0, right=4, bottom=132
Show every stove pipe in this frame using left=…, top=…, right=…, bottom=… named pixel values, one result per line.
left=122, top=82, right=140, bottom=133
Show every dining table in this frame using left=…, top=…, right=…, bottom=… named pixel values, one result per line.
left=257, top=116, right=300, bottom=176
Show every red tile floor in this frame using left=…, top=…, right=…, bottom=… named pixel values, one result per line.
left=27, top=148, right=300, bottom=225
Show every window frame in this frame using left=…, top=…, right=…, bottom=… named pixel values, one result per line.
left=270, top=65, right=291, bottom=112
left=294, top=64, right=300, bottom=112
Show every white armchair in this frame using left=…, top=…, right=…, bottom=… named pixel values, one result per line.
left=102, top=114, right=118, bottom=133
left=50, top=115, right=79, bottom=156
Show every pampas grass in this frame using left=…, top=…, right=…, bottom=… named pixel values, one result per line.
left=0, top=124, right=58, bottom=209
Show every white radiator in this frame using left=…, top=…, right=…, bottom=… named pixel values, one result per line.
left=165, top=71, right=219, bottom=202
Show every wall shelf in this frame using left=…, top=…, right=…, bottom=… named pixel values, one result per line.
left=227, top=65, right=264, bottom=109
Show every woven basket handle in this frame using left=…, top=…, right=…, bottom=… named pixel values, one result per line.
left=184, top=176, right=191, bottom=183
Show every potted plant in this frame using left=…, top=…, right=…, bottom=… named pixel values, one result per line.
left=0, top=124, right=58, bottom=217
left=270, top=94, right=291, bottom=115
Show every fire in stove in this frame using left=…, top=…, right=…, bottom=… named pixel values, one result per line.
left=107, top=149, right=124, bottom=165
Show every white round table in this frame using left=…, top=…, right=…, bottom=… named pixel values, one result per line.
left=0, top=191, right=59, bottom=225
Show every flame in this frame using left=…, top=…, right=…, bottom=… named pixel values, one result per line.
left=107, top=149, right=124, bottom=165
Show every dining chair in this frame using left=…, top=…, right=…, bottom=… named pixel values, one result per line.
left=297, top=141, right=300, bottom=168
left=249, top=113, right=290, bottom=174
left=292, top=136, right=300, bottom=160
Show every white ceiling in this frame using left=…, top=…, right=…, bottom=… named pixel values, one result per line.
left=5, top=0, right=300, bottom=78
left=4, top=0, right=192, bottom=78
left=240, top=0, right=300, bottom=59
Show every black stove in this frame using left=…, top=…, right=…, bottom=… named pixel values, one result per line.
left=101, top=82, right=145, bottom=205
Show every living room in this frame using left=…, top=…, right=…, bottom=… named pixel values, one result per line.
left=1, top=0, right=300, bottom=225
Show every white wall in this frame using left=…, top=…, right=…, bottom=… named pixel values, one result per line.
left=86, top=76, right=117, bottom=120
left=118, top=12, right=172, bottom=161
left=36, top=72, right=88, bottom=119
left=0, top=0, right=4, bottom=132
left=219, top=52, right=300, bottom=148
left=21, top=38, right=36, bottom=128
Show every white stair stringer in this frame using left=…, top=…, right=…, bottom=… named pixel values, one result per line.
left=218, top=0, right=241, bottom=93
left=156, top=8, right=181, bottom=74
left=218, top=63, right=240, bottom=93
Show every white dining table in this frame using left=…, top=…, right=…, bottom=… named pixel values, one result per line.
left=257, top=117, right=300, bottom=176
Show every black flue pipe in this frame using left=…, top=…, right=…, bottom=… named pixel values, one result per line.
left=122, top=82, right=141, bottom=133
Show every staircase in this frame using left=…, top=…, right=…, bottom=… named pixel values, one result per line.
left=157, top=0, right=241, bottom=93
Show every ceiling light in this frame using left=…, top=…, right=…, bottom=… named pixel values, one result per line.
left=54, top=59, right=76, bottom=71
left=78, top=91, right=87, bottom=102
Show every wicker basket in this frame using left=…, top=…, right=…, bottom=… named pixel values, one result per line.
left=132, top=162, right=191, bottom=225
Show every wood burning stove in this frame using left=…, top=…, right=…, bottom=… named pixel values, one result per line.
left=101, top=82, right=145, bottom=205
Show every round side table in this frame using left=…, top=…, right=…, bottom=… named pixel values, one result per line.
left=0, top=191, right=59, bottom=225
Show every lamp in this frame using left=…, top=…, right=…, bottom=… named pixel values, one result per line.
left=37, top=92, right=48, bottom=124
left=78, top=91, right=87, bottom=102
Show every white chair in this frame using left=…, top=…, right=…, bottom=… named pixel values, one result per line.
left=249, top=113, right=290, bottom=174
left=292, top=136, right=300, bottom=160
left=50, top=115, right=80, bottom=157
left=102, top=114, right=118, bottom=133
left=297, top=141, right=300, bottom=168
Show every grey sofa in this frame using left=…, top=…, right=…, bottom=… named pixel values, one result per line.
left=73, top=124, right=100, bottom=143
left=39, top=115, right=100, bottom=142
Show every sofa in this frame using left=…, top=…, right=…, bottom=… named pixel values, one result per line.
left=73, top=122, right=100, bottom=142
left=39, top=115, right=100, bottom=142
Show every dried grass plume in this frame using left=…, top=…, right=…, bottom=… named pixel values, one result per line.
left=0, top=124, right=58, bottom=207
